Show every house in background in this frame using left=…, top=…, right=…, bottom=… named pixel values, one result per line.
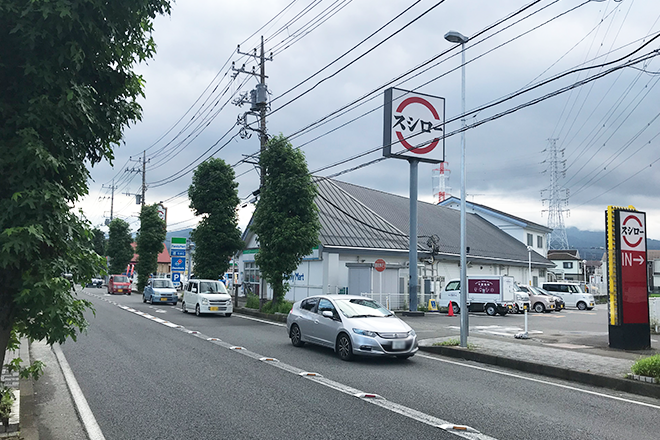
left=238, top=178, right=555, bottom=305
left=547, top=249, right=584, bottom=281
left=438, top=197, right=552, bottom=258
left=130, top=242, right=171, bottom=279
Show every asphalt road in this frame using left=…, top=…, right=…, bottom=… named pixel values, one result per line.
left=52, top=288, right=659, bottom=440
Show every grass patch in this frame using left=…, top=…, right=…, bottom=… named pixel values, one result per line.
left=261, top=300, right=293, bottom=315
left=432, top=338, right=476, bottom=349
left=245, top=293, right=260, bottom=309
left=631, top=354, right=660, bottom=380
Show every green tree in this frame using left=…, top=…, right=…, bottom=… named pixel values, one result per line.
left=250, top=135, right=321, bottom=305
left=189, top=158, right=244, bottom=279
left=106, top=219, right=134, bottom=275
left=0, top=0, right=172, bottom=371
left=91, top=228, right=107, bottom=257
left=135, top=204, right=166, bottom=292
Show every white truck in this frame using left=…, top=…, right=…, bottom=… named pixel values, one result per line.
left=438, top=275, right=516, bottom=316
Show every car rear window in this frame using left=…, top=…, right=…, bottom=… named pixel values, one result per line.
left=199, top=281, right=227, bottom=294
left=152, top=280, right=173, bottom=288
left=114, top=276, right=129, bottom=283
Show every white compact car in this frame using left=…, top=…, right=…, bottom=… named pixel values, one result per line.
left=181, top=279, right=233, bottom=317
left=541, top=282, right=595, bottom=310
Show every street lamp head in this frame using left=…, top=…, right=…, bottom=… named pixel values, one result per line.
left=526, top=245, right=533, bottom=251
left=444, top=31, right=469, bottom=44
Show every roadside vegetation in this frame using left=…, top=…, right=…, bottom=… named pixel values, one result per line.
left=135, top=204, right=166, bottom=292
left=244, top=293, right=293, bottom=314
left=631, top=354, right=660, bottom=380
left=432, top=339, right=476, bottom=349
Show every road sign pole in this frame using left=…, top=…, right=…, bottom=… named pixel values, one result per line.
left=409, top=159, right=418, bottom=312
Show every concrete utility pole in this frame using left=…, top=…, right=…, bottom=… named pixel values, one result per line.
left=233, top=35, right=272, bottom=307
left=101, top=179, right=117, bottom=223
left=127, top=151, right=149, bottom=207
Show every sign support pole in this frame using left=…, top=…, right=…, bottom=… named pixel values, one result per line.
left=409, top=159, right=419, bottom=312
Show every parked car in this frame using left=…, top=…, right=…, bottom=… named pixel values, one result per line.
left=107, top=275, right=131, bottom=295
left=510, top=285, right=531, bottom=314
left=438, top=275, right=515, bottom=316
left=287, top=295, right=418, bottom=361
left=85, top=277, right=103, bottom=288
left=143, top=278, right=178, bottom=305
left=181, top=279, right=233, bottom=317
left=517, top=285, right=555, bottom=313
left=541, top=282, right=595, bottom=310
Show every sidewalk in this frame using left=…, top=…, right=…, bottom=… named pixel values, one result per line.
left=1, top=339, right=27, bottom=438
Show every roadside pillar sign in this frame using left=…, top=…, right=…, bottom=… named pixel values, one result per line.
left=383, top=87, right=445, bottom=164
left=606, top=206, right=650, bottom=350
left=374, top=259, right=386, bottom=272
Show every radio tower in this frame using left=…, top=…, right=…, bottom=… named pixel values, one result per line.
left=432, top=162, right=451, bottom=204
left=541, top=139, right=570, bottom=249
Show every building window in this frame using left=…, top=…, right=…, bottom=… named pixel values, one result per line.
left=537, top=235, right=543, bottom=248
left=527, top=233, right=533, bottom=246
left=243, top=261, right=261, bottom=296
left=539, top=269, right=546, bottom=278
left=563, top=262, right=573, bottom=269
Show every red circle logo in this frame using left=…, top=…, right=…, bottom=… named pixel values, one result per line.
left=395, top=97, right=440, bottom=155
left=622, top=215, right=643, bottom=248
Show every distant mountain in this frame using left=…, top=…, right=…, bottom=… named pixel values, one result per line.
left=564, top=227, right=660, bottom=260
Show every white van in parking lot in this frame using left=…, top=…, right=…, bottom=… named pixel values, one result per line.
left=541, top=282, right=595, bottom=310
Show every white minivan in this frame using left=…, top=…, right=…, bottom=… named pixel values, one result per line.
left=182, top=279, right=233, bottom=317
left=541, top=282, right=595, bottom=310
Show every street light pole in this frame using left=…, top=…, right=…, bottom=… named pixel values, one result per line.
left=583, top=260, right=588, bottom=286
left=527, top=246, right=533, bottom=286
left=445, top=30, right=469, bottom=348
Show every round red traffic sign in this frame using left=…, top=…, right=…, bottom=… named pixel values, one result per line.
left=374, top=259, right=386, bottom=272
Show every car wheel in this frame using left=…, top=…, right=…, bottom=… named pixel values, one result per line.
left=511, top=304, right=519, bottom=314
left=195, top=304, right=201, bottom=316
left=336, top=333, right=354, bottom=361
left=533, top=302, right=545, bottom=313
left=577, top=301, right=587, bottom=311
left=149, top=296, right=154, bottom=305
left=485, top=304, right=497, bottom=316
left=181, top=302, right=187, bottom=313
left=290, top=324, right=304, bottom=347
left=127, top=291, right=131, bottom=295
left=451, top=302, right=460, bottom=315
left=225, top=313, right=232, bottom=317
left=142, top=295, right=146, bottom=303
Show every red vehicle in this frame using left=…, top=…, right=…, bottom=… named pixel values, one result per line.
left=107, top=275, right=132, bottom=295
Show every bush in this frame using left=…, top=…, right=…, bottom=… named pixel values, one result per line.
left=245, top=293, right=260, bottom=309
left=631, top=354, right=660, bottom=380
left=0, top=385, right=15, bottom=423
left=262, top=300, right=293, bottom=315
left=417, top=305, right=429, bottom=312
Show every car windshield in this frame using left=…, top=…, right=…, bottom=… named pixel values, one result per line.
left=335, top=298, right=393, bottom=318
left=114, top=276, right=129, bottom=283
left=152, top=280, right=173, bottom=289
left=199, top=281, right=228, bottom=294
left=531, top=287, right=551, bottom=296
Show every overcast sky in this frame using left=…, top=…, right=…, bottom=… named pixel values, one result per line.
left=78, top=0, right=660, bottom=241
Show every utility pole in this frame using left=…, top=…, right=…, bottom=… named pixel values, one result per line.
left=101, top=179, right=117, bottom=224
left=541, top=138, right=570, bottom=250
left=127, top=151, right=149, bottom=207
left=233, top=35, right=272, bottom=307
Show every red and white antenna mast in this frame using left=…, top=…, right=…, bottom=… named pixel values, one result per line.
left=432, top=162, right=451, bottom=203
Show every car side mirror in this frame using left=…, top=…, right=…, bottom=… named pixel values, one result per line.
left=322, top=310, right=334, bottom=319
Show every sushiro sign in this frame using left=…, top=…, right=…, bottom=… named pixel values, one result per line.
left=383, top=87, right=445, bottom=163
left=606, top=206, right=650, bottom=350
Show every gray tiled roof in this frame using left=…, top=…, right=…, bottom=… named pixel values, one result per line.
left=316, top=178, right=554, bottom=268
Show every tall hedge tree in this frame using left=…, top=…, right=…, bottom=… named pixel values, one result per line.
left=91, top=228, right=107, bottom=257
left=0, top=0, right=172, bottom=371
left=189, top=158, right=244, bottom=280
left=135, top=204, right=166, bottom=292
left=250, top=135, right=320, bottom=306
left=106, top=219, right=134, bottom=276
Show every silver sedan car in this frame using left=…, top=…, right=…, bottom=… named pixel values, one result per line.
left=286, top=295, right=418, bottom=361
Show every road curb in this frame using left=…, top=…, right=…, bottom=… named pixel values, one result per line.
left=235, top=307, right=288, bottom=323
left=418, top=345, right=660, bottom=399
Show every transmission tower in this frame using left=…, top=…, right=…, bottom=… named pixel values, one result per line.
left=432, top=162, right=451, bottom=203
left=541, top=138, right=570, bottom=249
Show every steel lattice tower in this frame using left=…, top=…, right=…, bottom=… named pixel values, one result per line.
left=541, top=139, right=570, bottom=249
left=432, top=162, right=451, bottom=204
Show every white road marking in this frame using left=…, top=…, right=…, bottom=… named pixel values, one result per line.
left=234, top=313, right=287, bottom=327
left=53, top=345, right=106, bottom=440
left=417, top=353, right=660, bottom=410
